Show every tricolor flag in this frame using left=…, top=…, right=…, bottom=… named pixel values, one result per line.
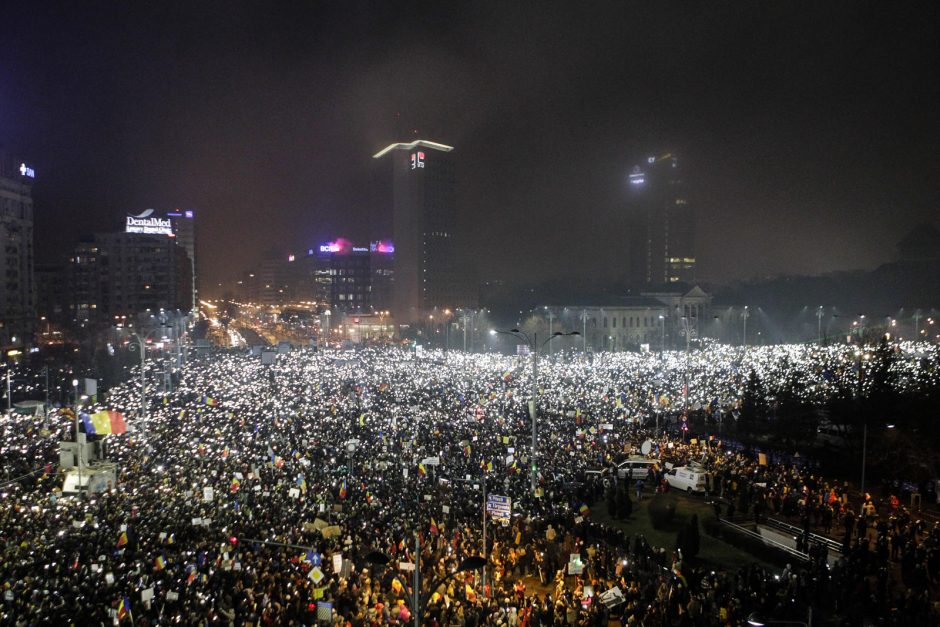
left=502, top=370, right=513, bottom=382
left=154, top=555, right=167, bottom=571
left=117, top=596, right=132, bottom=622
left=378, top=383, right=389, bottom=392
left=230, top=476, right=240, bottom=492
left=579, top=504, right=590, bottom=516
left=117, top=531, right=129, bottom=547
left=202, top=395, right=218, bottom=406
left=186, top=564, right=197, bottom=584
left=338, top=478, right=347, bottom=500
left=417, top=463, right=427, bottom=478
left=222, top=446, right=231, bottom=459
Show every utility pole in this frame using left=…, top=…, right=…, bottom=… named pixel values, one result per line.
left=913, top=311, right=922, bottom=340
left=5, top=369, right=10, bottom=412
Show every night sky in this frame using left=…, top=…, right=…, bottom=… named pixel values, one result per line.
left=2, top=2, right=937, bottom=296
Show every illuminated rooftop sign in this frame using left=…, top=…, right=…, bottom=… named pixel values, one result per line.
left=126, top=209, right=173, bottom=236
left=19, top=163, right=35, bottom=178
left=372, top=139, right=454, bottom=159
left=370, top=240, right=395, bottom=253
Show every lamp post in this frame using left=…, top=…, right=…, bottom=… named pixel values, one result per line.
left=659, top=314, right=666, bottom=353
left=742, top=306, right=749, bottom=348
left=544, top=307, right=554, bottom=358
left=855, top=349, right=870, bottom=500
left=127, top=333, right=149, bottom=425
left=816, top=305, right=824, bottom=343
left=492, top=328, right=580, bottom=493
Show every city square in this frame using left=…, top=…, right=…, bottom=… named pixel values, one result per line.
left=2, top=3, right=939, bottom=625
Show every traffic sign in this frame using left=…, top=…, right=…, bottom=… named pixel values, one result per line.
left=486, top=494, right=511, bottom=521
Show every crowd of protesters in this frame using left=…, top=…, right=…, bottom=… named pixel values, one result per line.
left=0, top=341, right=939, bottom=625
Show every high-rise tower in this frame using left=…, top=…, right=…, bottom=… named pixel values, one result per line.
left=373, top=139, right=458, bottom=323
left=627, top=153, right=695, bottom=286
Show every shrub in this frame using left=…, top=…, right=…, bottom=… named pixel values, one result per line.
left=648, top=495, right=676, bottom=529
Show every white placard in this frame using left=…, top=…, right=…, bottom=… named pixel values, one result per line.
left=166, top=591, right=179, bottom=601
left=141, top=587, right=154, bottom=602
left=203, top=487, right=214, bottom=502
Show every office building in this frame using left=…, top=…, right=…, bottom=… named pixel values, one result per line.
left=0, top=157, right=36, bottom=350
left=66, top=230, right=191, bottom=325
left=373, top=140, right=460, bottom=323
left=627, top=153, right=696, bottom=286
left=291, top=238, right=394, bottom=312
left=125, top=208, right=197, bottom=310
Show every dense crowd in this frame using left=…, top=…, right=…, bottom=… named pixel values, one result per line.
left=1, top=342, right=939, bottom=625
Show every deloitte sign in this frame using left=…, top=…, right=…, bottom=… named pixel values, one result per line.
left=126, top=209, right=173, bottom=236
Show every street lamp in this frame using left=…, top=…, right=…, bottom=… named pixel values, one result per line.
left=816, top=305, right=824, bottom=343
left=659, top=314, right=665, bottom=353
left=742, top=306, right=750, bottom=348
left=126, top=332, right=151, bottom=425
left=492, top=328, right=579, bottom=493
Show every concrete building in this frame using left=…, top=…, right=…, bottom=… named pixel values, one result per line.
left=627, top=153, right=696, bottom=286
left=373, top=140, right=463, bottom=323
left=0, top=157, right=36, bottom=350
left=66, top=232, right=191, bottom=325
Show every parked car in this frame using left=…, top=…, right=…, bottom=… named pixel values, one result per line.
left=617, top=457, right=660, bottom=480
left=664, top=465, right=708, bottom=493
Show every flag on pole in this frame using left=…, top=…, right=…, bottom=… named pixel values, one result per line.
left=117, top=595, right=132, bottom=622
left=417, top=463, right=427, bottom=477
left=117, top=531, right=129, bottom=547
left=338, top=478, right=347, bottom=499
left=202, top=395, right=218, bottom=406
left=154, top=555, right=167, bottom=571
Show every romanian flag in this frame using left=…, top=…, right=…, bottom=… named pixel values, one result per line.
left=429, top=518, right=439, bottom=536
left=463, top=444, right=471, bottom=457
left=222, top=446, right=230, bottom=460
left=417, top=463, right=427, bottom=477
left=502, top=370, right=513, bottom=382
left=230, top=476, right=240, bottom=492
left=339, top=478, right=347, bottom=500
left=117, top=531, right=129, bottom=547
left=578, top=504, right=590, bottom=516
left=186, top=564, right=197, bottom=584
left=91, top=411, right=112, bottom=435
left=154, top=555, right=167, bottom=571
left=274, top=456, right=285, bottom=468
left=297, top=474, right=307, bottom=494
left=378, top=383, right=389, bottom=392
left=202, top=395, right=218, bottom=406
left=117, top=596, right=132, bottom=622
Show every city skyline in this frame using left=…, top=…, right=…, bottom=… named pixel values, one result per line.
left=1, top=3, right=937, bottom=297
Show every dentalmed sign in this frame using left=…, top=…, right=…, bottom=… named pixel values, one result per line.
left=126, top=209, right=173, bottom=236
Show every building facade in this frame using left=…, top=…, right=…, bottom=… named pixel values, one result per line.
left=627, top=153, right=696, bottom=286
left=67, top=232, right=191, bottom=325
left=285, top=238, right=395, bottom=313
left=373, top=140, right=460, bottom=323
left=0, top=158, right=36, bottom=350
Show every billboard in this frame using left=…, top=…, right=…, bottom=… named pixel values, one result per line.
left=126, top=209, right=173, bottom=236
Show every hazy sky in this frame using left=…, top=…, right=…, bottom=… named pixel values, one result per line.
left=2, top=2, right=937, bottom=295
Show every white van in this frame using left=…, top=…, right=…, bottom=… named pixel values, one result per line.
left=617, top=457, right=660, bottom=481
left=665, top=466, right=708, bottom=493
